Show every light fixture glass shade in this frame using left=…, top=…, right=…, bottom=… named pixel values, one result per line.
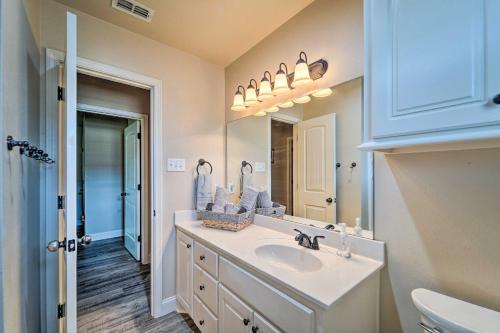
left=311, top=88, right=333, bottom=98
left=258, top=80, right=273, bottom=101
left=245, top=86, right=258, bottom=106
left=278, top=100, right=294, bottom=108
left=231, top=89, right=246, bottom=111
left=292, top=95, right=311, bottom=104
left=292, top=61, right=313, bottom=87
left=273, top=72, right=290, bottom=95
left=254, top=111, right=267, bottom=117
left=266, top=106, right=279, bottom=113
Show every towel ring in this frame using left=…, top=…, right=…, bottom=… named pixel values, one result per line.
left=241, top=161, right=253, bottom=175
left=197, top=158, right=213, bottom=175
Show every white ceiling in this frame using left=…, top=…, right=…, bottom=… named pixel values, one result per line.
left=54, top=0, right=315, bottom=66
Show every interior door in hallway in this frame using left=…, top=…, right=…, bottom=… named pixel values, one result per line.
left=124, top=120, right=141, bottom=260
left=295, top=113, right=336, bottom=223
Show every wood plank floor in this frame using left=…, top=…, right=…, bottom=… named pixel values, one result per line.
left=77, top=237, right=199, bottom=333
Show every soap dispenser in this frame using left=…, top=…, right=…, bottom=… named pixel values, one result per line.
left=353, top=217, right=362, bottom=236
left=337, top=223, right=351, bottom=259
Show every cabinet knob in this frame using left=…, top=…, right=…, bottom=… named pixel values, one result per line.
left=199, top=320, right=204, bottom=326
left=199, top=284, right=205, bottom=291
left=493, top=94, right=500, bottom=105
left=326, top=197, right=333, bottom=204
left=186, top=244, right=191, bottom=249
left=252, top=326, right=259, bottom=333
left=243, top=318, right=250, bottom=326
left=199, top=255, right=205, bottom=261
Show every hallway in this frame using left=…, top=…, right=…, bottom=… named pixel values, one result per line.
left=77, top=238, right=198, bottom=332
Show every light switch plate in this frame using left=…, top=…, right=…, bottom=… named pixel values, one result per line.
left=255, top=162, right=266, bottom=172
left=167, top=158, right=186, bottom=172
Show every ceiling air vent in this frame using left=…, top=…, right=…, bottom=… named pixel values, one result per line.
left=111, top=0, right=154, bottom=23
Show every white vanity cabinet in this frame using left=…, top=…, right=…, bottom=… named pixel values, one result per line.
left=362, top=0, right=500, bottom=151
left=176, top=231, right=193, bottom=314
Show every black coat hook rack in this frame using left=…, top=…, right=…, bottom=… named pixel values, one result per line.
left=241, top=160, right=253, bottom=175
left=196, top=158, right=213, bottom=175
left=6, top=135, right=55, bottom=164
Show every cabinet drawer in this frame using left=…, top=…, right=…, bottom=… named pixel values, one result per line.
left=193, top=295, right=218, bottom=333
left=194, top=241, right=218, bottom=278
left=219, top=257, right=314, bottom=333
left=194, top=264, right=218, bottom=315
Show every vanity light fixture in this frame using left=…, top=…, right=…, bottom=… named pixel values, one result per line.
left=273, top=63, right=291, bottom=95
left=292, top=95, right=311, bottom=104
left=258, top=71, right=273, bottom=101
left=266, top=106, right=279, bottom=113
left=311, top=87, right=333, bottom=98
left=231, top=85, right=246, bottom=111
left=254, top=111, right=267, bottom=117
left=245, top=79, right=259, bottom=106
left=278, top=100, right=294, bottom=108
left=291, top=51, right=313, bottom=87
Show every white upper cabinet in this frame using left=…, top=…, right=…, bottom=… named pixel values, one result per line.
left=362, top=0, right=500, bottom=151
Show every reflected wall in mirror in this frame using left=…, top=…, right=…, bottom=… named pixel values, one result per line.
left=226, top=78, right=373, bottom=238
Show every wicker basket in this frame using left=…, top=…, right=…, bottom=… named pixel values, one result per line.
left=200, top=210, right=255, bottom=232
left=255, top=205, right=286, bottom=219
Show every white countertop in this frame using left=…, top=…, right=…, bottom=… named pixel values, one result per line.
left=175, top=215, right=384, bottom=310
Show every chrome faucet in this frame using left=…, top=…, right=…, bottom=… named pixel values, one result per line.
left=294, top=229, right=325, bottom=250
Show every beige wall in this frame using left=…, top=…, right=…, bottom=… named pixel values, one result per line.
left=77, top=73, right=150, bottom=114
left=1, top=0, right=42, bottom=331
left=40, top=0, right=225, bottom=322
left=225, top=0, right=363, bottom=122
left=375, top=149, right=500, bottom=333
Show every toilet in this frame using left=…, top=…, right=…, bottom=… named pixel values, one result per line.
left=412, top=288, right=500, bottom=333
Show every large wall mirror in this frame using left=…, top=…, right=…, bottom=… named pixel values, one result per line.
left=226, top=77, right=374, bottom=238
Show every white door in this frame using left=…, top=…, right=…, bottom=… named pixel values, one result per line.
left=124, top=121, right=141, bottom=260
left=176, top=232, right=193, bottom=315
left=219, top=284, right=253, bottom=333
left=295, top=113, right=336, bottom=223
left=58, top=11, right=77, bottom=333
left=253, top=312, right=281, bottom=333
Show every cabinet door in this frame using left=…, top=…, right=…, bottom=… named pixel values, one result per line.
left=253, top=312, right=281, bottom=333
left=368, top=0, right=500, bottom=139
left=219, top=284, right=253, bottom=333
left=176, top=231, right=193, bottom=314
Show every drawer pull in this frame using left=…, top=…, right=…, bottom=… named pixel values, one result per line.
left=493, top=94, right=500, bottom=105
left=199, top=284, right=205, bottom=291
left=199, top=255, right=206, bottom=261
left=186, top=244, right=191, bottom=249
left=199, top=319, right=205, bottom=326
left=252, top=326, right=259, bottom=333
left=243, top=318, right=250, bottom=326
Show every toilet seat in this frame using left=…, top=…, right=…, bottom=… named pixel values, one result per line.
left=412, top=289, right=500, bottom=333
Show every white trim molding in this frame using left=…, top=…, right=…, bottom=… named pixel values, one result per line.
left=44, top=48, right=166, bottom=327
left=89, top=229, right=123, bottom=241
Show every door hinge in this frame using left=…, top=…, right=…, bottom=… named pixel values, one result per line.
left=137, top=132, right=141, bottom=140
left=138, top=235, right=141, bottom=242
left=57, top=86, right=64, bottom=101
left=58, top=303, right=66, bottom=319
left=137, top=184, right=141, bottom=191
left=57, top=195, right=64, bottom=209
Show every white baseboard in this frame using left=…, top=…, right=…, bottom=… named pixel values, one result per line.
left=89, top=229, right=123, bottom=241
left=158, top=296, right=177, bottom=317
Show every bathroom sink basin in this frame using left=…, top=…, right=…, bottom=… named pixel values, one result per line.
left=254, top=244, right=323, bottom=272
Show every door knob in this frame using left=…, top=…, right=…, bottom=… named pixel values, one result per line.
left=493, top=94, right=500, bottom=105
left=78, top=235, right=92, bottom=247
left=47, top=239, right=65, bottom=252
left=326, top=197, right=333, bottom=204
left=120, top=192, right=127, bottom=197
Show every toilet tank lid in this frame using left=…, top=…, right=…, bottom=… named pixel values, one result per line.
left=411, top=289, right=500, bottom=333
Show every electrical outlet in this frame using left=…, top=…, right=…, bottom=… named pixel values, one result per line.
left=167, top=158, right=185, bottom=172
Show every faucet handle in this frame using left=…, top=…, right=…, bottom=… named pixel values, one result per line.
left=311, top=235, right=325, bottom=250
left=293, top=229, right=304, bottom=241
